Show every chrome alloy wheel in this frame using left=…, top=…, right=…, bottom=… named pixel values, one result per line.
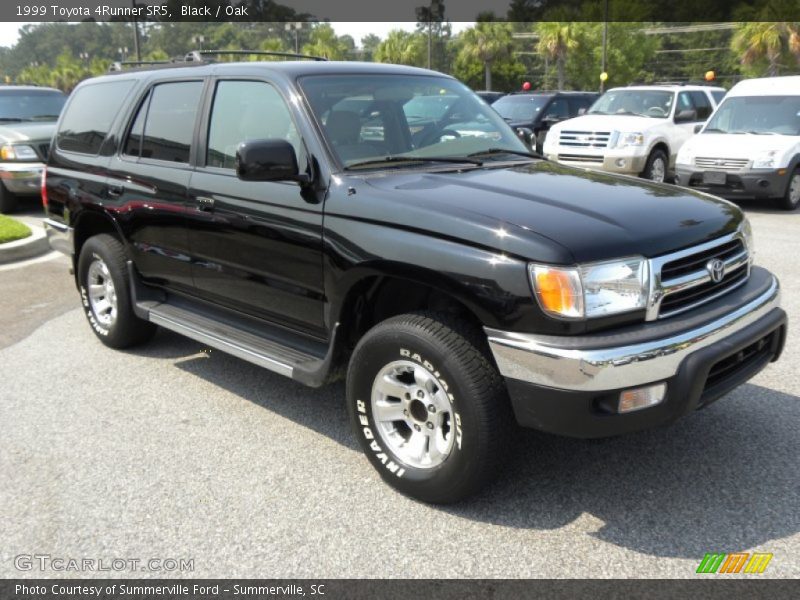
left=789, top=172, right=800, bottom=207
left=370, top=359, right=456, bottom=469
left=86, top=257, right=118, bottom=327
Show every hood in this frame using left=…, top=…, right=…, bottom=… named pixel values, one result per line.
left=553, top=113, right=666, bottom=133
left=332, top=160, right=741, bottom=264
left=0, top=122, right=57, bottom=144
left=681, top=132, right=799, bottom=160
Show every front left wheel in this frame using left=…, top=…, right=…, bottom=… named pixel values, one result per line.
left=346, top=312, right=513, bottom=504
left=642, top=148, right=668, bottom=183
left=777, top=168, right=800, bottom=211
left=77, top=234, right=156, bottom=349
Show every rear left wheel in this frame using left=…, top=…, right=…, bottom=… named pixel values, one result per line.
left=777, top=168, right=800, bottom=211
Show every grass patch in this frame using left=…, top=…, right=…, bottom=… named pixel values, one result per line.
left=0, top=214, right=32, bottom=244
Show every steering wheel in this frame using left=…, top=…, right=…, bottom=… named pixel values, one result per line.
left=646, top=106, right=667, bottom=117
left=418, top=127, right=462, bottom=147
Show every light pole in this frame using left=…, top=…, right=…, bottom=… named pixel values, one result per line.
left=131, top=0, right=141, bottom=61
left=600, top=0, right=609, bottom=92
left=118, top=47, right=129, bottom=62
left=285, top=23, right=302, bottom=54
left=192, top=35, right=205, bottom=51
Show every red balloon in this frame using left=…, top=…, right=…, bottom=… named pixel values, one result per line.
left=522, top=81, right=532, bottom=91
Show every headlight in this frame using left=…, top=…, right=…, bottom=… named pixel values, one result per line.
left=752, top=151, right=777, bottom=169
left=0, top=144, right=38, bottom=161
left=530, top=257, right=649, bottom=319
left=615, top=132, right=644, bottom=149
left=740, top=217, right=754, bottom=260
left=676, top=145, right=694, bottom=165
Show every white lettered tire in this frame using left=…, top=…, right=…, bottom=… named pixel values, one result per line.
left=346, top=312, right=512, bottom=503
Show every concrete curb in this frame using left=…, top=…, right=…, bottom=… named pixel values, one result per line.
left=0, top=217, right=50, bottom=265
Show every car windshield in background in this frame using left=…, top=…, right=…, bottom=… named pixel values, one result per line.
left=298, top=74, right=528, bottom=168
left=588, top=90, right=674, bottom=118
left=492, top=95, right=551, bottom=122
left=0, top=90, right=66, bottom=121
left=704, top=96, right=800, bottom=135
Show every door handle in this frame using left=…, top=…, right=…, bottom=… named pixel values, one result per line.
left=107, top=185, right=123, bottom=198
left=196, top=196, right=215, bottom=211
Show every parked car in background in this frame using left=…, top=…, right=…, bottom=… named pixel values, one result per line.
left=675, top=76, right=800, bottom=211
left=543, top=84, right=725, bottom=182
left=0, top=86, right=66, bottom=213
left=474, top=90, right=506, bottom=105
left=492, top=91, right=599, bottom=153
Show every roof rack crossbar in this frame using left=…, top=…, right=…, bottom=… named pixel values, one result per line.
left=109, top=59, right=176, bottom=72
left=184, top=49, right=327, bottom=63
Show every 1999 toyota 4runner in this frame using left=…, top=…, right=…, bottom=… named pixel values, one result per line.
left=44, top=56, right=786, bottom=503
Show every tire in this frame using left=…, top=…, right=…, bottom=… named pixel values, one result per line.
left=346, top=311, right=513, bottom=503
left=776, top=168, right=800, bottom=211
left=642, top=148, right=668, bottom=183
left=0, top=184, right=18, bottom=214
left=77, top=234, right=156, bottom=349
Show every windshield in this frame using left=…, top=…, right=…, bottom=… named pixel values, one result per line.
left=704, top=96, right=800, bottom=135
left=588, top=89, right=674, bottom=118
left=0, top=90, right=66, bottom=121
left=492, top=95, right=551, bottom=122
left=299, top=74, right=528, bottom=168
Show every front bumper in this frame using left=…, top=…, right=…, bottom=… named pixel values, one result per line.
left=486, top=268, right=786, bottom=438
left=675, top=166, right=790, bottom=200
left=0, top=161, right=44, bottom=195
left=545, top=149, right=648, bottom=175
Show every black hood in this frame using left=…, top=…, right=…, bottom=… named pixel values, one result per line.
left=330, top=160, right=742, bottom=264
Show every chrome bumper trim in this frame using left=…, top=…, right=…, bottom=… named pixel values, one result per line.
left=486, top=275, right=780, bottom=392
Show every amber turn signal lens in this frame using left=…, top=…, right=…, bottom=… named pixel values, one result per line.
left=531, top=266, right=583, bottom=318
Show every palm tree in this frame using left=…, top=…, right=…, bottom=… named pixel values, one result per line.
left=374, top=30, right=425, bottom=66
left=301, top=24, right=349, bottom=61
left=536, top=22, right=579, bottom=91
left=458, top=22, right=514, bottom=91
left=732, top=21, right=800, bottom=76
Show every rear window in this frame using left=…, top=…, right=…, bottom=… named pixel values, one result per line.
left=56, top=80, right=135, bottom=155
left=0, top=89, right=65, bottom=121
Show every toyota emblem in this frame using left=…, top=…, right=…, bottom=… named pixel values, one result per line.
left=706, top=258, right=725, bottom=283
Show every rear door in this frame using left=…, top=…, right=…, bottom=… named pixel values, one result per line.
left=106, top=79, right=205, bottom=290
left=186, top=78, right=326, bottom=337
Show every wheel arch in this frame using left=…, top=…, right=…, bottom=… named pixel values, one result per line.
left=72, top=209, right=126, bottom=282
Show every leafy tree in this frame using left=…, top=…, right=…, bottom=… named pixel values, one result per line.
left=374, top=30, right=426, bottom=66
left=457, top=22, right=515, bottom=90
left=535, top=22, right=579, bottom=90
left=301, top=24, right=349, bottom=60
left=732, top=21, right=800, bottom=77
left=415, top=0, right=453, bottom=72
left=360, top=33, right=382, bottom=62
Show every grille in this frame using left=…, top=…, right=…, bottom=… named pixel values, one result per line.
left=694, top=157, right=749, bottom=171
left=557, top=153, right=604, bottom=164
left=656, top=237, right=749, bottom=319
left=38, top=143, right=50, bottom=160
left=559, top=130, right=611, bottom=148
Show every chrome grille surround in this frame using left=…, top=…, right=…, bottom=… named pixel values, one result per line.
left=557, top=153, right=604, bottom=164
left=694, top=157, right=750, bottom=171
left=645, top=231, right=751, bottom=321
left=559, top=130, right=612, bottom=148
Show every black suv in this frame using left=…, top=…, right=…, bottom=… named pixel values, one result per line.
left=44, top=58, right=786, bottom=503
left=0, top=86, right=66, bottom=213
left=492, top=90, right=599, bottom=153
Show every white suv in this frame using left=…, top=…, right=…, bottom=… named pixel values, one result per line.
left=543, top=84, right=726, bottom=182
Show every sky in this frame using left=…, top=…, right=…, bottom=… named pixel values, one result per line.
left=0, top=22, right=473, bottom=49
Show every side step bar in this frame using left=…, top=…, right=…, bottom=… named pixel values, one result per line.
left=128, top=262, right=339, bottom=388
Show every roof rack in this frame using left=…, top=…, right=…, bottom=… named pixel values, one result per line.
left=627, top=81, right=720, bottom=87
left=108, top=59, right=178, bottom=72
left=184, top=49, right=327, bottom=63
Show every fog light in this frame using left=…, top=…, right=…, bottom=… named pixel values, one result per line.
left=618, top=383, right=666, bottom=413
left=615, top=158, right=626, bottom=168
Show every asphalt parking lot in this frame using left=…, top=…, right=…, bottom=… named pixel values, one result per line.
left=1, top=201, right=798, bottom=579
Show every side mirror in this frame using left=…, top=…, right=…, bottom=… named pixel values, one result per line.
left=675, top=109, right=698, bottom=123
left=236, top=139, right=308, bottom=184
left=515, top=127, right=534, bottom=147
left=693, top=123, right=704, bottom=134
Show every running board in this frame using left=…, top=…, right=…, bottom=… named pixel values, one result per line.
left=128, top=262, right=339, bottom=387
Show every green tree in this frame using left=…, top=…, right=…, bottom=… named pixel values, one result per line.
left=360, top=33, right=382, bottom=62
left=457, top=22, right=515, bottom=90
left=535, top=22, right=579, bottom=90
left=301, top=24, right=349, bottom=60
left=374, top=30, right=426, bottom=66
left=732, top=21, right=800, bottom=77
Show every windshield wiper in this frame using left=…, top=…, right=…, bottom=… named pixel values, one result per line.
left=702, top=127, right=727, bottom=133
left=467, top=148, right=542, bottom=160
left=345, top=155, right=484, bottom=169
left=28, top=114, right=60, bottom=120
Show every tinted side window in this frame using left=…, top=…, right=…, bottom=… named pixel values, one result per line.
left=567, top=96, right=592, bottom=115
left=123, top=91, right=149, bottom=157
left=140, top=81, right=203, bottom=163
left=677, top=92, right=695, bottom=117
left=543, top=97, right=569, bottom=119
left=57, top=80, right=135, bottom=155
left=711, top=90, right=726, bottom=104
left=207, top=80, right=304, bottom=169
left=689, top=91, right=712, bottom=119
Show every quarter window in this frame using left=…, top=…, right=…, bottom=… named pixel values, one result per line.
left=126, top=81, right=203, bottom=163
left=56, top=79, right=135, bottom=155
left=207, top=80, right=304, bottom=170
